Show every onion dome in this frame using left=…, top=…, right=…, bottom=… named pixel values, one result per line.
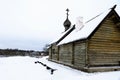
left=63, top=8, right=71, bottom=31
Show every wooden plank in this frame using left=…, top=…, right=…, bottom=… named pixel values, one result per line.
left=88, top=16, right=120, bottom=66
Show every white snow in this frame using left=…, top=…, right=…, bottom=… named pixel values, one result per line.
left=58, top=9, right=111, bottom=45
left=50, top=25, right=74, bottom=44
left=0, top=56, right=120, bottom=80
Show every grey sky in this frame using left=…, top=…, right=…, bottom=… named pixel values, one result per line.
left=0, top=0, right=119, bottom=51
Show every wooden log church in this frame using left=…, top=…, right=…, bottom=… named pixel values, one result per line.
left=48, top=5, right=120, bottom=72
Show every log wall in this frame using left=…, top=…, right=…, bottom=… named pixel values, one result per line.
left=74, top=41, right=86, bottom=68
left=88, top=17, right=120, bottom=66
left=59, top=43, right=73, bottom=65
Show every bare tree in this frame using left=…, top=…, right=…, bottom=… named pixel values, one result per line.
left=43, top=44, right=50, bottom=52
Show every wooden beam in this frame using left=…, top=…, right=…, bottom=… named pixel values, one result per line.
left=71, top=42, right=75, bottom=64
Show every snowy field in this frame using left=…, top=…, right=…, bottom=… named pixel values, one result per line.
left=0, top=56, right=120, bottom=80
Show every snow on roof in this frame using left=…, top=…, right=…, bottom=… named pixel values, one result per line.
left=58, top=9, right=111, bottom=45
left=50, top=25, right=74, bottom=44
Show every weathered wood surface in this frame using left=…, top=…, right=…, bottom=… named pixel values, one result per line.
left=59, top=43, right=73, bottom=64
left=74, top=41, right=86, bottom=68
left=49, top=44, right=59, bottom=60
left=88, top=17, right=120, bottom=66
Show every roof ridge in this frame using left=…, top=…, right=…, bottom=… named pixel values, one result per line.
left=85, top=12, right=103, bottom=24
left=85, top=5, right=117, bottom=24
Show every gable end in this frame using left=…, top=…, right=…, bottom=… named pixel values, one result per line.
left=88, top=9, right=120, bottom=39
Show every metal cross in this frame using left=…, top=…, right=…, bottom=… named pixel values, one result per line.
left=66, top=8, right=69, bottom=18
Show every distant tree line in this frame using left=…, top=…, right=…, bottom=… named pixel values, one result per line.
left=0, top=48, right=48, bottom=57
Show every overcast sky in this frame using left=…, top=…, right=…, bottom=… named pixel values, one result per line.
left=0, top=0, right=120, bottom=51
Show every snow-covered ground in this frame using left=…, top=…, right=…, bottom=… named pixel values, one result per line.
left=0, top=56, right=120, bottom=80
